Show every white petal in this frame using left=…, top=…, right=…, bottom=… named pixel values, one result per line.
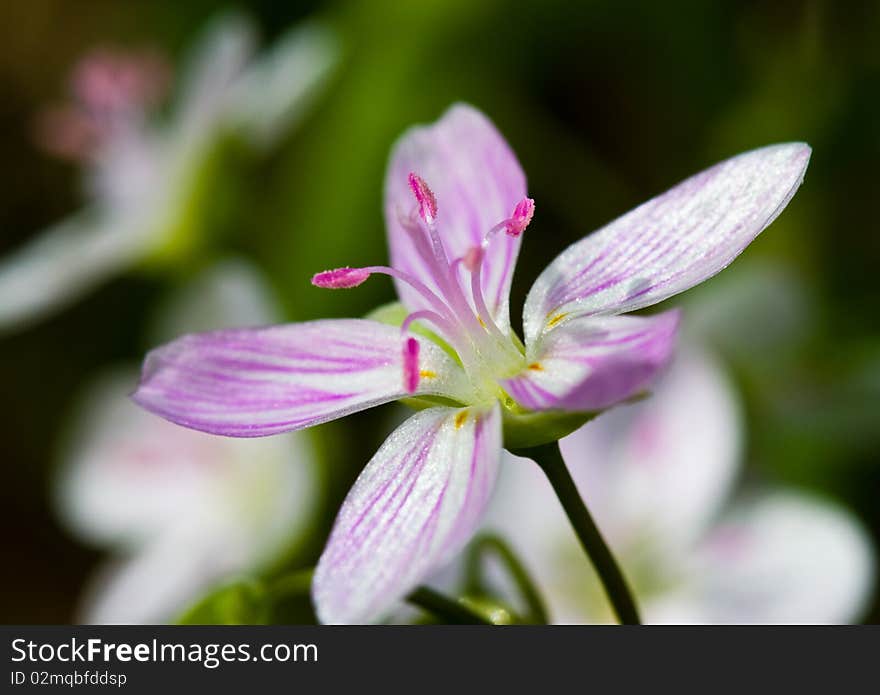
left=313, top=405, right=502, bottom=623
left=58, top=368, right=317, bottom=559
left=225, top=22, right=338, bottom=146
left=172, top=13, right=255, bottom=140
left=523, top=143, right=810, bottom=345
left=0, top=211, right=153, bottom=332
left=79, top=531, right=238, bottom=624
left=679, top=491, right=876, bottom=624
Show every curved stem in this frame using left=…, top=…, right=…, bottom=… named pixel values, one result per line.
left=513, top=442, right=642, bottom=625
left=407, top=586, right=493, bottom=625
left=464, top=533, right=549, bottom=624
left=268, top=567, right=314, bottom=601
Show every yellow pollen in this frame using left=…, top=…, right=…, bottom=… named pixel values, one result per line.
left=547, top=312, right=568, bottom=328
left=419, top=369, right=437, bottom=379
left=528, top=362, right=543, bottom=371
left=478, top=316, right=487, bottom=328
left=454, top=411, right=469, bottom=429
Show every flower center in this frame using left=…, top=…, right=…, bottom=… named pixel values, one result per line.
left=312, top=172, right=535, bottom=400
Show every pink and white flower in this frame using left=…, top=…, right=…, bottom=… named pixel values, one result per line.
left=56, top=261, right=317, bottom=623
left=132, top=103, right=811, bottom=623
left=0, top=14, right=336, bottom=331
left=484, top=347, right=875, bottom=623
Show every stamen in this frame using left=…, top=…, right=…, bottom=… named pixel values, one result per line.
left=469, top=257, right=508, bottom=344
left=311, top=267, right=371, bottom=289
left=403, top=173, right=484, bottom=334
left=397, top=210, right=452, bottom=283
left=453, top=243, right=513, bottom=343
left=401, top=309, right=452, bottom=336
left=408, top=172, right=438, bottom=224
left=361, top=265, right=458, bottom=320
left=402, top=337, right=420, bottom=394
left=481, top=197, right=536, bottom=246
left=504, top=197, right=535, bottom=237
left=311, top=263, right=467, bottom=348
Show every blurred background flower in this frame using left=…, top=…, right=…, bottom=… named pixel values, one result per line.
left=481, top=344, right=874, bottom=623
left=54, top=261, right=320, bottom=623
left=0, top=12, right=336, bottom=331
left=1, top=0, right=878, bottom=623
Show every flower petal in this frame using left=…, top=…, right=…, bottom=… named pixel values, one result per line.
left=678, top=492, right=875, bottom=624
left=224, top=21, right=338, bottom=146
left=172, top=13, right=255, bottom=140
left=385, top=104, right=527, bottom=331
left=523, top=143, right=810, bottom=345
left=0, top=210, right=154, bottom=332
left=559, top=345, right=741, bottom=548
left=501, top=311, right=679, bottom=413
left=58, top=368, right=317, bottom=554
left=133, top=319, right=471, bottom=437
left=313, top=404, right=502, bottom=624
left=79, top=531, right=239, bottom=624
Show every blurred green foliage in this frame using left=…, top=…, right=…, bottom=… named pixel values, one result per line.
left=0, top=0, right=878, bottom=622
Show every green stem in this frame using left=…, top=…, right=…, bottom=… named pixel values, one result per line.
left=513, top=442, right=642, bottom=625
left=407, top=586, right=493, bottom=625
left=268, top=567, right=314, bottom=601
left=465, top=534, right=548, bottom=624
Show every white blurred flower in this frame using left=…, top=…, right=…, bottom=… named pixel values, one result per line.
left=55, top=260, right=318, bottom=623
left=484, top=346, right=875, bottom=624
left=0, top=14, right=337, bottom=332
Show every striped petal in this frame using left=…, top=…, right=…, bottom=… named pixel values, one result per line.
left=385, top=104, right=527, bottom=331
left=501, top=311, right=679, bottom=413
left=133, top=319, right=471, bottom=437
left=313, top=404, right=502, bottom=624
left=523, top=143, right=810, bottom=345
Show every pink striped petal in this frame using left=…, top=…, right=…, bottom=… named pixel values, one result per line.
left=501, top=311, right=680, bottom=413
left=385, top=104, right=527, bottom=331
left=523, top=143, right=810, bottom=345
left=133, top=319, right=471, bottom=437
left=313, top=404, right=501, bottom=623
